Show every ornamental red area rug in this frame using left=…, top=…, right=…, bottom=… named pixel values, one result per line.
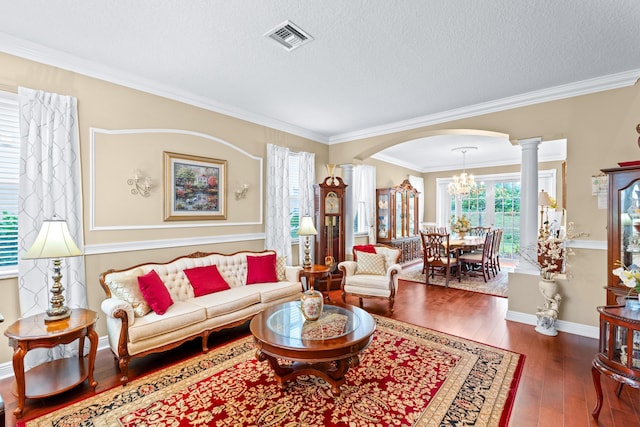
left=20, top=316, right=524, bottom=427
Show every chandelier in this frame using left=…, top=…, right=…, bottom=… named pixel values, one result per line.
left=448, top=147, right=477, bottom=197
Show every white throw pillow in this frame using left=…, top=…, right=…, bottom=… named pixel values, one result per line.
left=105, top=268, right=151, bottom=317
left=355, top=251, right=387, bottom=275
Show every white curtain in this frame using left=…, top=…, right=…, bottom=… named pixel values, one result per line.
left=18, top=87, right=86, bottom=367
left=265, top=144, right=292, bottom=263
left=297, top=151, right=315, bottom=264
left=354, top=165, right=377, bottom=243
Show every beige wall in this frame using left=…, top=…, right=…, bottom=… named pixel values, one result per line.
left=0, top=49, right=639, bottom=365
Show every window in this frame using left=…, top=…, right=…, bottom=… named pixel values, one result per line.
left=0, top=91, right=19, bottom=273
left=288, top=153, right=300, bottom=239
left=438, top=170, right=556, bottom=259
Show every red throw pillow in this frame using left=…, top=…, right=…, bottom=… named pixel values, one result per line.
left=137, top=270, right=173, bottom=315
left=184, top=265, right=231, bottom=297
left=354, top=244, right=377, bottom=253
left=246, top=253, right=278, bottom=284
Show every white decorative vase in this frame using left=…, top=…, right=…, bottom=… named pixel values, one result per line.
left=301, top=289, right=324, bottom=321
left=535, top=278, right=561, bottom=337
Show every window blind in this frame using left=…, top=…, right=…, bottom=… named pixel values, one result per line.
left=0, top=91, right=19, bottom=269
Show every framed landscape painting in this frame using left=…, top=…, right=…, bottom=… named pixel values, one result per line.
left=164, top=151, right=227, bottom=220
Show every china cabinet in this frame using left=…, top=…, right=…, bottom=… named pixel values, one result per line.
left=314, top=175, right=347, bottom=288
left=591, top=304, right=640, bottom=420
left=602, top=165, right=640, bottom=304
left=376, top=178, right=421, bottom=263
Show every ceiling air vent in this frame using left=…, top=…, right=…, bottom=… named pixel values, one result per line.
left=264, top=20, right=313, bottom=51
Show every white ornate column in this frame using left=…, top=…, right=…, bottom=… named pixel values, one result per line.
left=517, top=137, right=542, bottom=272
left=340, top=164, right=355, bottom=256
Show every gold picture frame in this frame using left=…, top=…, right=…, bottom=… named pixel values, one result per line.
left=164, top=151, right=227, bottom=220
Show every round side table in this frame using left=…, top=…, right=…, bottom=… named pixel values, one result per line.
left=300, top=264, right=331, bottom=300
left=4, top=308, right=99, bottom=418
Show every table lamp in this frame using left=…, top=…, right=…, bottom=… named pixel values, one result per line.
left=538, top=190, right=553, bottom=239
left=297, top=216, right=317, bottom=269
left=23, top=217, right=83, bottom=322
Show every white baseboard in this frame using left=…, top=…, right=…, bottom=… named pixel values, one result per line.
left=506, top=310, right=599, bottom=339
left=0, top=335, right=112, bottom=380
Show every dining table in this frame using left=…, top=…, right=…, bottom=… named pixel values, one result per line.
left=448, top=236, right=484, bottom=251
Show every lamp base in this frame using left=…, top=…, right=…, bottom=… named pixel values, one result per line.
left=45, top=306, right=71, bottom=322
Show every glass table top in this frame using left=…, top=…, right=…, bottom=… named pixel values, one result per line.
left=266, top=302, right=360, bottom=341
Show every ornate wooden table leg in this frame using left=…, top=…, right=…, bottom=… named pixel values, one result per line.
left=591, top=363, right=603, bottom=420
left=11, top=342, right=26, bottom=418
left=87, top=325, right=99, bottom=389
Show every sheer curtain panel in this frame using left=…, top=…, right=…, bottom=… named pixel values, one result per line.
left=18, top=87, right=86, bottom=367
left=265, top=144, right=292, bottom=263
left=297, top=151, right=315, bottom=265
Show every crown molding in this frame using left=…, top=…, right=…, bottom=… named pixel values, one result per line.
left=329, top=69, right=640, bottom=144
left=1, top=32, right=637, bottom=146
left=0, top=32, right=329, bottom=144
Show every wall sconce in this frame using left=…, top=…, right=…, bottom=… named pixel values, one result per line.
left=127, top=170, right=151, bottom=197
left=235, top=184, right=249, bottom=200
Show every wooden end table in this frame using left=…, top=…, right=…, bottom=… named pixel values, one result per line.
left=300, top=264, right=330, bottom=300
left=250, top=301, right=375, bottom=395
left=4, top=308, right=99, bottom=418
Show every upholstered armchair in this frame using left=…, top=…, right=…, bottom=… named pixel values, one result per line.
left=338, top=244, right=402, bottom=314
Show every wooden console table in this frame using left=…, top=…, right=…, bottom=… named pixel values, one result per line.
left=591, top=304, right=640, bottom=420
left=4, top=308, right=98, bottom=418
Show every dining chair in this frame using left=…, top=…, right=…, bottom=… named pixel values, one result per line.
left=469, top=226, right=491, bottom=238
left=490, top=228, right=503, bottom=275
left=459, top=230, right=494, bottom=282
left=419, top=231, right=461, bottom=287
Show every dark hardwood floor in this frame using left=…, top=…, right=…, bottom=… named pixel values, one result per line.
left=0, top=277, right=638, bottom=426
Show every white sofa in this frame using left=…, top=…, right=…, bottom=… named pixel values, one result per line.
left=99, top=250, right=302, bottom=384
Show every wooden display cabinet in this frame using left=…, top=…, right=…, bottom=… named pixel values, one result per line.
left=376, top=178, right=421, bottom=264
left=602, top=165, right=640, bottom=304
left=314, top=175, right=347, bottom=289
left=591, top=304, right=640, bottom=420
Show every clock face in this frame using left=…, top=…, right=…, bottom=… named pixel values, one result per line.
left=325, top=192, right=339, bottom=214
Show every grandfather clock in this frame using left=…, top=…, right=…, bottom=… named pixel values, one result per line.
left=314, top=174, right=347, bottom=275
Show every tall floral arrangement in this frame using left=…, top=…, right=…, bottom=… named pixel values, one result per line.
left=537, top=239, right=565, bottom=280
left=450, top=215, right=470, bottom=233
left=521, top=222, right=588, bottom=279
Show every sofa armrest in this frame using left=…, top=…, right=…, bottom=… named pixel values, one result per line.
left=386, top=263, right=402, bottom=279
left=101, top=297, right=135, bottom=325
left=338, top=260, right=357, bottom=277
left=285, top=265, right=303, bottom=282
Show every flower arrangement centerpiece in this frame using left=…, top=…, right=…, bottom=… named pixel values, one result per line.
left=520, top=222, right=588, bottom=280
left=612, top=261, right=640, bottom=298
left=537, top=238, right=565, bottom=280
left=450, top=214, right=471, bottom=237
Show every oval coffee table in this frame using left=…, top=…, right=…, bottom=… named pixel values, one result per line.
left=250, top=301, right=375, bottom=395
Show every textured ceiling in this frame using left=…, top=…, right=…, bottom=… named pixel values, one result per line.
left=0, top=1, right=638, bottom=169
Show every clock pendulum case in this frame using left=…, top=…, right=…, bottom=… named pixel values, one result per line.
left=314, top=174, right=347, bottom=278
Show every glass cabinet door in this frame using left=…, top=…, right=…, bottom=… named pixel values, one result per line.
left=395, top=191, right=403, bottom=238
left=408, top=192, right=415, bottom=235
left=620, top=181, right=640, bottom=268
left=613, top=324, right=628, bottom=365
left=377, top=192, right=390, bottom=239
